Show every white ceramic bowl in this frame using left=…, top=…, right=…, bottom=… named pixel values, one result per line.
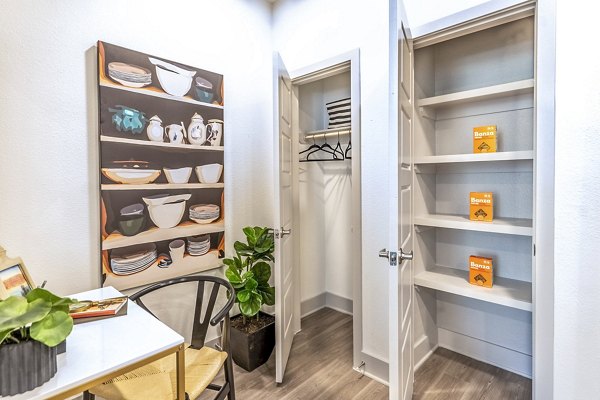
left=163, top=167, right=192, bottom=184
left=195, top=164, right=223, bottom=184
left=148, top=201, right=186, bottom=229
left=102, top=168, right=161, bottom=184
left=143, top=194, right=191, bottom=207
left=155, top=65, right=193, bottom=97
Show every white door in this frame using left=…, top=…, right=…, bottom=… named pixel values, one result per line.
left=273, top=53, right=298, bottom=383
left=388, top=19, right=414, bottom=400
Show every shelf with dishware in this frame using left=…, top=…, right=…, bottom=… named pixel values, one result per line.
left=102, top=220, right=225, bottom=251
left=103, top=249, right=222, bottom=291
left=99, top=77, right=224, bottom=109
left=101, top=183, right=224, bottom=191
left=100, top=135, right=224, bottom=151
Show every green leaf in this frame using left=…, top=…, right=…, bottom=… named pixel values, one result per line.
left=234, top=241, right=253, bottom=257
left=236, top=289, right=251, bottom=303
left=26, top=288, right=76, bottom=314
left=30, top=310, right=73, bottom=347
left=245, top=277, right=258, bottom=291
left=0, top=297, right=51, bottom=336
left=223, top=258, right=235, bottom=268
left=243, top=227, right=257, bottom=246
left=251, top=262, right=271, bottom=283
left=225, top=267, right=244, bottom=288
left=258, top=285, right=275, bottom=306
left=239, top=292, right=262, bottom=317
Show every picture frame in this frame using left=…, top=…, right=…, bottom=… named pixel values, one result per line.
left=0, top=246, right=36, bottom=300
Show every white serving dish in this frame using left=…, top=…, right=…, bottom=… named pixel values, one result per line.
left=148, top=201, right=186, bottom=229
left=155, top=65, right=193, bottom=96
left=148, top=57, right=196, bottom=77
left=102, top=168, right=161, bottom=185
left=163, top=167, right=192, bottom=184
left=195, top=164, right=223, bottom=184
left=142, top=193, right=191, bottom=206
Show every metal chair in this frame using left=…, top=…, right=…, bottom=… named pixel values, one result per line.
left=84, top=275, right=236, bottom=400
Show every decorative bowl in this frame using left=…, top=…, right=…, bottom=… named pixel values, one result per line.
left=142, top=193, right=191, bottom=207
left=109, top=105, right=147, bottom=134
left=118, top=214, right=146, bottom=237
left=195, top=164, right=223, bottom=184
left=148, top=201, right=186, bottom=229
left=163, top=167, right=192, bottom=184
left=102, top=168, right=161, bottom=184
left=154, top=65, right=194, bottom=97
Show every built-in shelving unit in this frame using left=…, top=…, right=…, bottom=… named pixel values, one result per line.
left=414, top=214, right=532, bottom=236
left=102, top=220, right=225, bottom=250
left=99, top=77, right=224, bottom=109
left=417, top=79, right=534, bottom=109
left=100, top=135, right=224, bottom=151
left=414, top=266, right=532, bottom=312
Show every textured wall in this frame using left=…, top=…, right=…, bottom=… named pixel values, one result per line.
left=0, top=0, right=274, bottom=296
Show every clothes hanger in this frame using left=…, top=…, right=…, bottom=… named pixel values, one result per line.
left=301, top=133, right=339, bottom=162
left=333, top=130, right=345, bottom=160
left=299, top=134, right=320, bottom=156
left=345, top=138, right=352, bottom=160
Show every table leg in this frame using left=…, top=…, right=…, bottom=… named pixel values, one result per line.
left=176, top=344, right=185, bottom=400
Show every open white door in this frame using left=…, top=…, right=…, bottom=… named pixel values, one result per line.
left=273, top=53, right=298, bottom=383
left=388, top=12, right=414, bottom=400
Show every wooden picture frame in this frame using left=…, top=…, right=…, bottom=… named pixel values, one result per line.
left=0, top=246, right=36, bottom=299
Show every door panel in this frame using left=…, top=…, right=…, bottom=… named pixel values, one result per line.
left=274, top=53, right=297, bottom=384
left=390, top=17, right=414, bottom=400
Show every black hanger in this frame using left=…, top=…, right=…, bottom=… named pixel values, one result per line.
left=333, top=130, right=345, bottom=160
left=301, top=133, right=340, bottom=162
left=299, top=134, right=320, bottom=156
left=345, top=138, right=352, bottom=160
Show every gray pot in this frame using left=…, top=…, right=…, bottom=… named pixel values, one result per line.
left=0, top=340, right=58, bottom=396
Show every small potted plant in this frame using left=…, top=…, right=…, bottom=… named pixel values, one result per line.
left=0, top=288, right=76, bottom=396
left=223, top=226, right=276, bottom=371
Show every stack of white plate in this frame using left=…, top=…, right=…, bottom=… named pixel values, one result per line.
left=108, top=62, right=152, bottom=88
left=189, top=204, right=220, bottom=224
left=187, top=235, right=211, bottom=256
left=110, top=243, right=157, bottom=276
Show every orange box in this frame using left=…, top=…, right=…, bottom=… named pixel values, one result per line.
left=470, top=192, right=493, bottom=222
left=469, top=255, right=493, bottom=288
left=473, top=125, right=497, bottom=153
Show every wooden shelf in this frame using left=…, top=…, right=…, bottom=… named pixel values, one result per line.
left=101, top=183, right=224, bottom=191
left=414, top=214, right=532, bottom=236
left=414, top=265, right=532, bottom=312
left=102, top=220, right=225, bottom=250
left=414, top=150, right=534, bottom=165
left=103, top=250, right=222, bottom=291
left=417, top=79, right=534, bottom=108
left=100, top=135, right=224, bottom=151
left=100, top=77, right=224, bottom=109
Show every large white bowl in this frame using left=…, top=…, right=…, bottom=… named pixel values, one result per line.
left=102, top=168, right=161, bottom=184
left=163, top=167, right=192, bottom=184
left=155, top=65, right=193, bottom=97
left=143, top=193, right=191, bottom=206
left=195, top=164, right=223, bottom=184
left=148, top=201, right=186, bottom=229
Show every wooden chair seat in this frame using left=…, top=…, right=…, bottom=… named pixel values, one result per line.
left=89, top=345, right=228, bottom=400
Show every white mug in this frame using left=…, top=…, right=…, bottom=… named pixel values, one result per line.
left=169, top=239, right=185, bottom=263
left=206, top=119, right=223, bottom=146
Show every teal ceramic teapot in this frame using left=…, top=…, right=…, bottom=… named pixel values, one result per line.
left=109, top=105, right=147, bottom=134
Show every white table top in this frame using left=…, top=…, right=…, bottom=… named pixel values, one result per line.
left=3, top=287, right=184, bottom=400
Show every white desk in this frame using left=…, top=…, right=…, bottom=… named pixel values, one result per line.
left=3, top=287, right=185, bottom=400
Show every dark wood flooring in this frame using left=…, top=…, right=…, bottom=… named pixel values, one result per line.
left=200, top=308, right=531, bottom=400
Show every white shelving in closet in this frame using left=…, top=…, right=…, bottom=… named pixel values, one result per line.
left=411, top=10, right=536, bottom=378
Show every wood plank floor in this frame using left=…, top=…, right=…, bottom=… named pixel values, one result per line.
left=200, top=308, right=531, bottom=400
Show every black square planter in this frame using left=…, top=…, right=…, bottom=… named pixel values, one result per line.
left=230, top=312, right=275, bottom=372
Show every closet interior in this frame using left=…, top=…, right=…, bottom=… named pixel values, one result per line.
left=411, top=13, right=536, bottom=378
left=295, top=67, right=355, bottom=320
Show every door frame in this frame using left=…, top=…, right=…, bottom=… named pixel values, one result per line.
left=289, top=49, right=365, bottom=372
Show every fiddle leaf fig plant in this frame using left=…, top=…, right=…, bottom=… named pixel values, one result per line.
left=0, top=288, right=77, bottom=348
left=224, top=227, right=275, bottom=321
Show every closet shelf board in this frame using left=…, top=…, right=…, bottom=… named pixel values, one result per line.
left=102, top=220, right=225, bottom=250
left=414, top=265, right=532, bottom=312
left=101, top=183, right=224, bottom=191
left=100, top=135, right=224, bottom=151
left=417, top=79, right=534, bottom=108
left=414, top=150, right=534, bottom=164
left=414, top=214, right=532, bottom=236
left=100, top=78, right=224, bottom=109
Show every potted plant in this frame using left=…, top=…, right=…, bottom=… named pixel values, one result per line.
left=0, top=288, right=76, bottom=396
left=223, top=226, right=276, bottom=371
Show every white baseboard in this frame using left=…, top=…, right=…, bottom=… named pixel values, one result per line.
left=438, top=328, right=532, bottom=378
left=354, top=351, right=389, bottom=386
left=301, top=292, right=353, bottom=317
left=414, top=335, right=438, bottom=372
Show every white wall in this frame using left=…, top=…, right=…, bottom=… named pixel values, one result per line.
left=0, top=0, right=274, bottom=297
left=273, top=0, right=392, bottom=379
left=553, top=0, right=600, bottom=397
